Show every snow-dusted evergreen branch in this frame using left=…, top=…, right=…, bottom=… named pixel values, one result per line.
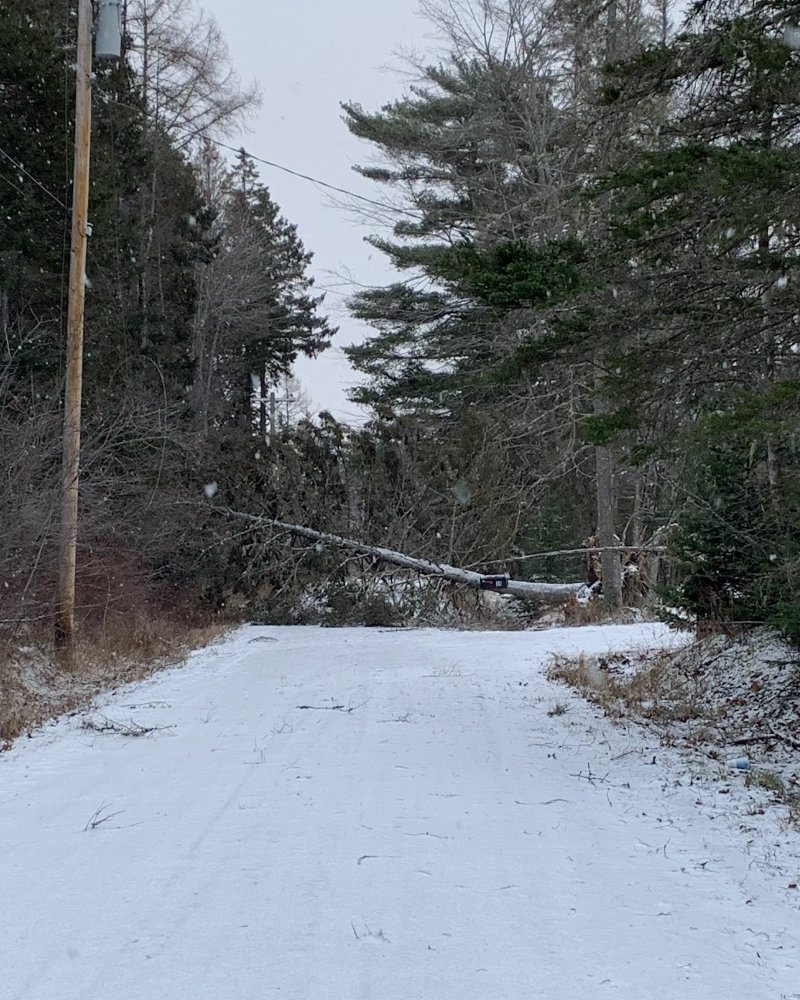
left=221, top=509, right=583, bottom=602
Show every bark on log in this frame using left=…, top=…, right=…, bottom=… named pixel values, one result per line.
left=222, top=510, right=584, bottom=603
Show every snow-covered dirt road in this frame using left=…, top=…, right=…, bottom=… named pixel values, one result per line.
left=2, top=624, right=798, bottom=999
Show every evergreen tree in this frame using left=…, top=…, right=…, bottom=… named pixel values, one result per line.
left=0, top=0, right=331, bottom=628
left=0, top=0, right=73, bottom=384
left=191, top=151, right=335, bottom=438
left=666, top=382, right=800, bottom=639
left=340, top=0, right=666, bottom=594
left=560, top=0, right=800, bottom=633
left=342, top=49, right=584, bottom=414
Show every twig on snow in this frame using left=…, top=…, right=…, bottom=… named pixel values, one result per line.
left=727, top=733, right=777, bottom=746
left=82, top=714, right=174, bottom=738
left=83, top=802, right=123, bottom=831
left=296, top=699, right=368, bottom=714
left=570, top=763, right=610, bottom=785
left=351, top=923, right=391, bottom=943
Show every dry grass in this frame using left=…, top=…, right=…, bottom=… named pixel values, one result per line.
left=0, top=545, right=235, bottom=747
left=788, top=793, right=800, bottom=830
left=546, top=648, right=705, bottom=726
left=0, top=612, right=227, bottom=746
left=745, top=768, right=786, bottom=797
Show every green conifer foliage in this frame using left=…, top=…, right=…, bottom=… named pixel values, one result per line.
left=341, top=53, right=583, bottom=415
left=590, top=1, right=800, bottom=636
left=667, top=382, right=800, bottom=640
left=190, top=151, right=335, bottom=436
left=0, top=0, right=73, bottom=380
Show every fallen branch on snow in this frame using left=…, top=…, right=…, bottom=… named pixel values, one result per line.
left=82, top=715, right=174, bottom=737
left=726, top=726, right=800, bottom=751
left=296, top=701, right=366, bottom=713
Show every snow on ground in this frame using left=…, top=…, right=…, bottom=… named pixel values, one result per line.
left=1, top=623, right=798, bottom=999
left=560, top=629, right=800, bottom=796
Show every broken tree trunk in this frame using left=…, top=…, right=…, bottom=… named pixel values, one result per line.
left=222, top=511, right=584, bottom=603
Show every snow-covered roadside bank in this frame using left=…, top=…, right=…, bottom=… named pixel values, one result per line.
left=1, top=623, right=798, bottom=999
left=549, top=627, right=800, bottom=816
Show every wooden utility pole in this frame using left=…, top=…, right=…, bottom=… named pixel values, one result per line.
left=219, top=511, right=585, bottom=602
left=55, top=0, right=93, bottom=654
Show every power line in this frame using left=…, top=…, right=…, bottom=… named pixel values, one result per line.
left=0, top=146, right=69, bottom=210
left=208, top=135, right=422, bottom=220
left=2, top=95, right=596, bottom=231
left=0, top=98, right=420, bottom=232
left=101, top=95, right=422, bottom=221
left=0, top=168, right=29, bottom=201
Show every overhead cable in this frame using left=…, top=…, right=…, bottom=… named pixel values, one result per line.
left=0, top=146, right=69, bottom=210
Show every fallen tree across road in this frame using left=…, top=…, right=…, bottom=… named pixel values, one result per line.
left=220, top=510, right=584, bottom=603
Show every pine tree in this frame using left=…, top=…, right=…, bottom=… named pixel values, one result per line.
left=191, top=150, right=335, bottom=437
left=340, top=0, right=667, bottom=597
left=583, top=0, right=800, bottom=632
left=0, top=0, right=74, bottom=383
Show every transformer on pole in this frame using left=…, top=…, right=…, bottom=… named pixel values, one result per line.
left=96, top=0, right=123, bottom=60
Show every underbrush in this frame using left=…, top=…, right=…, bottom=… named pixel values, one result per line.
left=0, top=542, right=235, bottom=746
left=547, top=648, right=705, bottom=726
left=255, top=574, right=652, bottom=631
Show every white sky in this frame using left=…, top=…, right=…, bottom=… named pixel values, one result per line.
left=200, top=0, right=435, bottom=422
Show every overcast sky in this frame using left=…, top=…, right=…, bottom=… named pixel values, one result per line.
left=199, top=0, right=435, bottom=421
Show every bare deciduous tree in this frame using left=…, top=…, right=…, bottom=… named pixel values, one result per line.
left=124, top=0, right=260, bottom=349
left=125, top=0, right=259, bottom=145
